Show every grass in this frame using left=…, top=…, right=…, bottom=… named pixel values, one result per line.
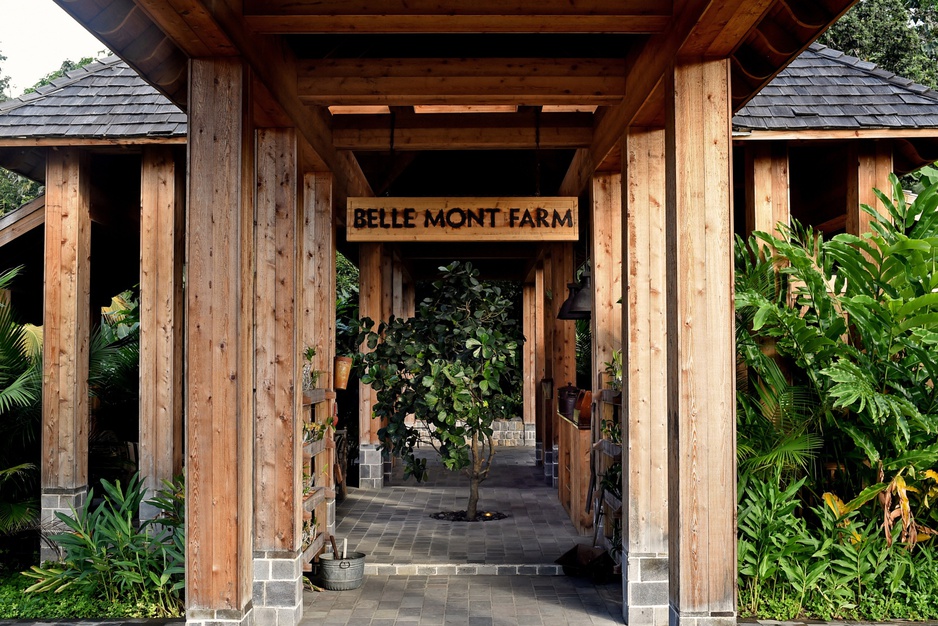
left=0, top=569, right=184, bottom=619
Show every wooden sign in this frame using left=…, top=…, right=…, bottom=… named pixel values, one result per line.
left=347, top=197, right=578, bottom=242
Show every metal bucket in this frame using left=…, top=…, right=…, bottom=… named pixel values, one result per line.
left=318, top=551, right=366, bottom=591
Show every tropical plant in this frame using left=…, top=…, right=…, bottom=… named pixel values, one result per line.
left=23, top=473, right=184, bottom=617
left=357, top=261, right=519, bottom=519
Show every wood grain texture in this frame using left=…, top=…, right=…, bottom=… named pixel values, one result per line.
left=522, top=283, right=536, bottom=426
left=358, top=243, right=383, bottom=445
left=665, top=59, right=736, bottom=619
left=744, top=142, right=790, bottom=236
left=549, top=243, right=576, bottom=446
left=42, top=148, right=90, bottom=490
left=0, top=194, right=45, bottom=248
left=589, top=173, right=623, bottom=394
left=138, top=145, right=184, bottom=513
left=185, top=58, right=251, bottom=612
left=849, top=140, right=894, bottom=236
left=533, top=262, right=549, bottom=453
left=622, top=128, right=669, bottom=556
left=254, top=127, right=300, bottom=552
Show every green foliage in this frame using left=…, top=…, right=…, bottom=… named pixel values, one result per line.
left=736, top=176, right=938, bottom=619
left=357, top=261, right=519, bottom=518
left=821, top=0, right=938, bottom=89
left=0, top=168, right=43, bottom=216
left=23, top=473, right=184, bottom=618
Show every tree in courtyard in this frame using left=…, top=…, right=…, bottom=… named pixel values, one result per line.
left=357, top=261, right=519, bottom=520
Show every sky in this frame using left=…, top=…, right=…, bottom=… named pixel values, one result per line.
left=0, top=0, right=108, bottom=97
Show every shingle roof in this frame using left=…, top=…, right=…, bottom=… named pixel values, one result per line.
left=733, top=44, right=938, bottom=131
left=0, top=56, right=186, bottom=140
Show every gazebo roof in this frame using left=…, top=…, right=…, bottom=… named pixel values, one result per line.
left=0, top=56, right=186, bottom=141
left=734, top=43, right=938, bottom=132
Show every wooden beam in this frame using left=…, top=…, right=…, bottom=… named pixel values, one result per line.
left=302, top=173, right=337, bottom=380
left=185, top=58, right=252, bottom=617
left=735, top=128, right=938, bottom=141
left=523, top=283, right=536, bottom=427
left=665, top=59, right=735, bottom=624
left=298, top=58, right=627, bottom=106
left=589, top=172, right=622, bottom=391
left=254, top=127, right=301, bottom=554
left=358, top=243, right=383, bottom=447
left=534, top=260, right=551, bottom=467
left=138, top=145, right=184, bottom=520
left=622, top=126, right=669, bottom=624
left=0, top=194, right=45, bottom=248
left=0, top=138, right=187, bottom=148
left=848, top=140, right=894, bottom=236
left=244, top=0, right=672, bottom=33
left=744, top=142, right=789, bottom=236
left=41, top=147, right=91, bottom=500
left=333, top=113, right=593, bottom=151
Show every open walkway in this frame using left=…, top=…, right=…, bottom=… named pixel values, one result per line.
left=302, top=447, right=625, bottom=625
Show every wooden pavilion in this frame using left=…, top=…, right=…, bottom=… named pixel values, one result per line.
left=0, top=2, right=887, bottom=625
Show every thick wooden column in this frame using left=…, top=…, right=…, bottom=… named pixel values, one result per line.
left=253, top=127, right=304, bottom=626
left=302, top=172, right=336, bottom=534
left=139, top=146, right=184, bottom=521
left=41, top=147, right=91, bottom=563
left=665, top=59, right=736, bottom=626
left=744, top=143, right=789, bottom=236
left=185, top=58, right=254, bottom=626
left=522, top=283, right=536, bottom=435
left=590, top=173, right=622, bottom=387
left=358, top=242, right=385, bottom=488
left=847, top=140, right=893, bottom=236
left=533, top=262, right=550, bottom=470
left=549, top=242, right=576, bottom=489
left=622, top=127, right=670, bottom=626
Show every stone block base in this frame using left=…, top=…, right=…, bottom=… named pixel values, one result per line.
left=535, top=441, right=543, bottom=466
left=40, top=486, right=87, bottom=563
left=359, top=444, right=384, bottom=489
left=543, top=448, right=553, bottom=484
left=552, top=444, right=559, bottom=488
left=625, top=553, right=669, bottom=625
left=188, top=606, right=254, bottom=626
left=489, top=418, right=535, bottom=447
left=253, top=551, right=303, bottom=626
left=668, top=607, right=736, bottom=626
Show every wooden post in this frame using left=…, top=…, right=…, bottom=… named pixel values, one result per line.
left=590, top=172, right=622, bottom=389
left=185, top=58, right=254, bottom=626
left=744, top=143, right=789, bottom=237
left=301, top=171, right=336, bottom=533
left=533, top=262, right=549, bottom=468
left=138, top=145, right=185, bottom=521
left=41, top=147, right=91, bottom=563
left=358, top=242, right=385, bottom=488
left=522, top=282, right=536, bottom=443
left=622, top=127, right=670, bottom=626
left=539, top=258, right=554, bottom=481
left=665, top=58, right=736, bottom=626
left=550, top=242, right=576, bottom=490
left=847, top=140, right=893, bottom=236
left=253, top=127, right=304, bottom=626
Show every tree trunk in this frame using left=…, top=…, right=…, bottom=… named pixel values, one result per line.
left=466, top=431, right=482, bottom=519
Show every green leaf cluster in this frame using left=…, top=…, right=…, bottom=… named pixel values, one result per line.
left=22, top=473, right=185, bottom=617
left=357, top=261, right=519, bottom=515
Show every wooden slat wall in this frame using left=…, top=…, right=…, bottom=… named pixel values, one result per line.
left=185, top=58, right=252, bottom=613
left=590, top=173, right=623, bottom=389
left=848, top=140, right=894, bottom=236
left=744, top=142, right=790, bottom=236
left=665, top=59, right=736, bottom=622
left=622, top=127, right=669, bottom=557
left=254, top=127, right=300, bottom=552
left=138, top=146, right=184, bottom=514
left=42, top=148, right=91, bottom=491
left=358, top=242, right=383, bottom=445
left=522, top=283, right=536, bottom=426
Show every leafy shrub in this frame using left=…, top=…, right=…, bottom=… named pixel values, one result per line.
left=23, top=473, right=184, bottom=617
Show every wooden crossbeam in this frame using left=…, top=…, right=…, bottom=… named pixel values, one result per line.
left=244, top=0, right=671, bottom=33
left=333, top=112, right=593, bottom=150
left=298, top=58, right=626, bottom=106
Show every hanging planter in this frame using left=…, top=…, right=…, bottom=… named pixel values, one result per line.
left=334, top=356, right=353, bottom=390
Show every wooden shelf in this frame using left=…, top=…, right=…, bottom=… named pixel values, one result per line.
left=599, top=389, right=622, bottom=405
left=302, top=388, right=328, bottom=406
left=597, top=438, right=622, bottom=459
left=301, top=532, right=325, bottom=570
left=604, top=491, right=622, bottom=518
left=303, top=485, right=325, bottom=512
left=558, top=411, right=590, bottom=431
left=303, top=438, right=327, bottom=458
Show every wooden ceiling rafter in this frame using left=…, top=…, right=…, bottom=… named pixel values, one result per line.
left=242, top=0, right=673, bottom=34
